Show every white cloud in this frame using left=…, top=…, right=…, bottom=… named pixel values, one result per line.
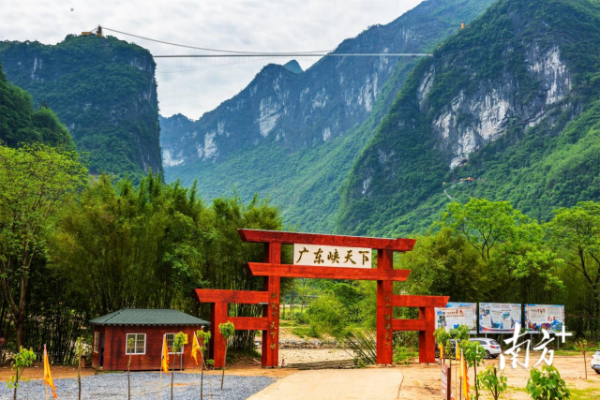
left=0, top=0, right=422, bottom=118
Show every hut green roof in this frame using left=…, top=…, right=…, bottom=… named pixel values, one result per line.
left=89, top=309, right=209, bottom=326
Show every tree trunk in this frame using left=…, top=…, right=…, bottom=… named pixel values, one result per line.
left=78, top=354, right=82, bottom=400
left=221, top=347, right=227, bottom=390
left=583, top=352, right=587, bottom=380
left=16, top=313, right=24, bottom=349
left=200, top=353, right=204, bottom=400
left=13, top=368, right=19, bottom=400
left=474, top=362, right=479, bottom=400
left=171, top=364, right=174, bottom=400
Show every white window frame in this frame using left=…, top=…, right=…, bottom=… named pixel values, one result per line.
left=165, top=333, right=184, bottom=355
left=93, top=331, right=100, bottom=353
left=125, top=333, right=146, bottom=355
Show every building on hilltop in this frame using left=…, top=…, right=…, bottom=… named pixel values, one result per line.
left=90, top=309, right=209, bottom=371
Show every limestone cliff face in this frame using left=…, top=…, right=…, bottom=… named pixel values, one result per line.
left=339, top=0, right=600, bottom=235
left=160, top=0, right=496, bottom=176
left=428, top=44, right=572, bottom=168
left=0, top=35, right=162, bottom=180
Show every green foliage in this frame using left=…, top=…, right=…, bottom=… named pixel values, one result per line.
left=0, top=35, right=161, bottom=181
left=50, top=172, right=283, bottom=351
left=450, top=325, right=471, bottom=342
left=173, top=332, right=187, bottom=353
left=305, top=281, right=373, bottom=338
left=344, top=328, right=377, bottom=367
left=401, top=199, right=564, bottom=308
left=478, top=366, right=507, bottom=400
left=526, top=365, right=571, bottom=400
left=393, top=345, right=417, bottom=365
left=433, top=327, right=453, bottom=360
left=574, top=340, right=589, bottom=380
left=218, top=322, right=235, bottom=340
left=0, top=144, right=87, bottom=347
left=547, top=203, right=600, bottom=322
left=6, top=346, right=36, bottom=398
left=0, top=62, right=73, bottom=149
left=197, top=328, right=211, bottom=352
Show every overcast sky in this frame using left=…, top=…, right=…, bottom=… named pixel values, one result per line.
left=0, top=0, right=423, bottom=119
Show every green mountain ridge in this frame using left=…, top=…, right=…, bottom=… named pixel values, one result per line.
left=0, top=61, right=73, bottom=149
left=161, top=0, right=496, bottom=232
left=0, top=35, right=162, bottom=180
left=338, top=0, right=600, bottom=235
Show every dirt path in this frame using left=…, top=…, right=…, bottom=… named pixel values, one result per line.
left=248, top=369, right=403, bottom=400
left=0, top=361, right=96, bottom=382
left=399, top=355, right=600, bottom=400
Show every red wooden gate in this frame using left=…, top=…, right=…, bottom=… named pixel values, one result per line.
left=195, top=229, right=449, bottom=368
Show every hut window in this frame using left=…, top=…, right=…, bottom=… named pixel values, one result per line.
left=125, top=333, right=146, bottom=355
left=93, top=332, right=100, bottom=353
left=165, top=333, right=184, bottom=354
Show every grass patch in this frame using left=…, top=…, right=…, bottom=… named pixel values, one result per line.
left=291, top=326, right=320, bottom=339
left=569, top=386, right=600, bottom=400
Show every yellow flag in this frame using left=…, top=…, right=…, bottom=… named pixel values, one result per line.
left=44, top=345, right=58, bottom=399
left=462, top=350, right=470, bottom=400
left=191, top=333, right=200, bottom=365
left=161, top=336, right=170, bottom=375
left=456, top=341, right=461, bottom=362
left=438, top=343, right=444, bottom=361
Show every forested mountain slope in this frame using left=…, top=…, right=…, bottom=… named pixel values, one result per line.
left=339, top=0, right=600, bottom=235
left=0, top=35, right=162, bottom=180
left=160, top=0, right=495, bottom=231
left=0, top=61, right=73, bottom=148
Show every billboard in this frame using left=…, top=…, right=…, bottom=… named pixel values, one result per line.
left=435, top=302, right=477, bottom=334
left=479, top=303, right=521, bottom=333
left=524, top=304, right=565, bottom=333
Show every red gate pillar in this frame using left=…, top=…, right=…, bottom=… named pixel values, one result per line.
left=211, top=302, right=228, bottom=368
left=418, top=306, right=436, bottom=363
left=376, top=249, right=394, bottom=365
left=262, top=242, right=281, bottom=367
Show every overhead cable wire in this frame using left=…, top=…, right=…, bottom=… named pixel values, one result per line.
left=102, top=27, right=332, bottom=55
left=153, top=53, right=432, bottom=58
left=102, top=27, right=432, bottom=58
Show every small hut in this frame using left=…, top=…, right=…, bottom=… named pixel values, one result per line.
left=90, top=309, right=209, bottom=371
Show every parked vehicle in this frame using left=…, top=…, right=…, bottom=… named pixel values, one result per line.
left=591, top=350, right=600, bottom=375
left=469, top=338, right=502, bottom=359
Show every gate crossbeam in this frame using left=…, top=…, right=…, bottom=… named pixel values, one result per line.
left=195, top=229, right=449, bottom=368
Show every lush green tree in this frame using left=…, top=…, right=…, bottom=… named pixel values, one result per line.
left=421, top=199, right=564, bottom=304
left=0, top=144, right=86, bottom=347
left=526, top=365, right=570, bottom=400
left=218, top=322, right=235, bottom=390
left=0, top=62, right=73, bottom=149
left=51, top=172, right=205, bottom=314
left=478, top=366, right=507, bottom=400
left=6, top=346, right=36, bottom=400
left=400, top=228, right=488, bottom=301
left=547, top=202, right=600, bottom=330
left=461, top=339, right=486, bottom=399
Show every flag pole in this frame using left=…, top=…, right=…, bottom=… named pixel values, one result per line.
left=159, top=334, right=163, bottom=400
left=459, top=349, right=463, bottom=400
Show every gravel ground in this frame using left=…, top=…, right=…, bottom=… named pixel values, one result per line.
left=0, top=372, right=275, bottom=400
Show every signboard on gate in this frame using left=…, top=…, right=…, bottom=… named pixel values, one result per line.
left=293, top=244, right=372, bottom=268
left=524, top=304, right=565, bottom=333
left=479, top=303, right=522, bottom=333
left=435, top=302, right=477, bottom=334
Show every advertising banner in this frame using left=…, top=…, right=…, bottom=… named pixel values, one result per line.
left=479, top=303, right=521, bottom=333
left=524, top=304, right=565, bottom=333
left=435, top=302, right=477, bottom=334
